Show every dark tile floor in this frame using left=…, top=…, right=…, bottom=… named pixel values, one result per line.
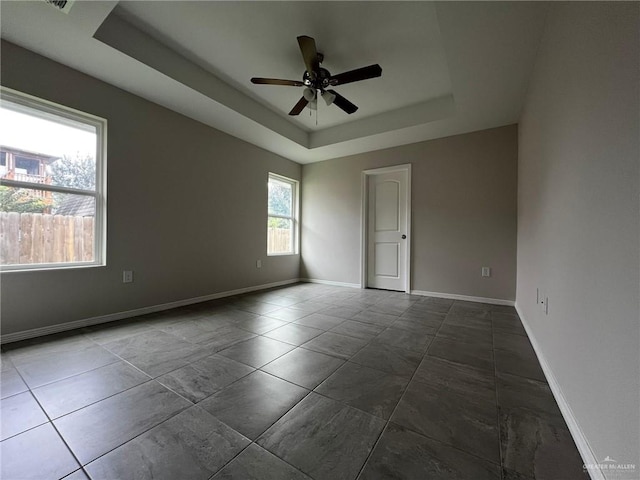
left=0, top=283, right=588, bottom=480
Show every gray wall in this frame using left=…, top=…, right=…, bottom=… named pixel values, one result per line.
left=301, top=125, right=518, bottom=301
left=517, top=2, right=639, bottom=469
left=0, top=42, right=300, bottom=336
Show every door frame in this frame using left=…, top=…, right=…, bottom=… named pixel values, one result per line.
left=360, top=163, right=412, bottom=293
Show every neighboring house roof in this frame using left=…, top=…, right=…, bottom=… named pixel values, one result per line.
left=0, top=145, right=60, bottom=163
left=54, top=195, right=94, bottom=217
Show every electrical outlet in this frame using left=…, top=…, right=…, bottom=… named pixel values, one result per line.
left=538, top=291, right=549, bottom=315
left=122, top=270, right=133, bottom=283
left=481, top=267, right=491, bottom=277
left=256, top=260, right=262, bottom=268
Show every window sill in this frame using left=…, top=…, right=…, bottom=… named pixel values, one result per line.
left=0, top=263, right=106, bottom=273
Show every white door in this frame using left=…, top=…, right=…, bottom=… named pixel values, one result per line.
left=366, top=168, right=410, bottom=291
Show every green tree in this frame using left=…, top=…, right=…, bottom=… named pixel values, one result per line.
left=50, top=153, right=96, bottom=190
left=268, top=181, right=292, bottom=216
left=0, top=186, right=48, bottom=213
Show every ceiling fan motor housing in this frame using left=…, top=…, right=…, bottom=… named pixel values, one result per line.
left=303, top=68, right=332, bottom=90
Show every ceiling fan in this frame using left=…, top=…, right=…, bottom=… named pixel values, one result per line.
left=251, top=35, right=382, bottom=116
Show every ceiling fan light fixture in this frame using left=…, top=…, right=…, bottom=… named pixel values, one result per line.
left=303, top=87, right=316, bottom=102
left=309, top=99, right=318, bottom=110
left=322, top=90, right=336, bottom=106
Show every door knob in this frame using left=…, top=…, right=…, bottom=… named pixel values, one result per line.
left=401, top=234, right=407, bottom=239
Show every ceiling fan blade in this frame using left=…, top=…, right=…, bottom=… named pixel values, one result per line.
left=297, top=35, right=320, bottom=77
left=329, top=64, right=382, bottom=86
left=328, top=90, right=358, bottom=114
left=251, top=77, right=305, bottom=87
left=289, top=96, right=309, bottom=116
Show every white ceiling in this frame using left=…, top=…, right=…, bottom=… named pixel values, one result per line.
left=0, top=1, right=549, bottom=164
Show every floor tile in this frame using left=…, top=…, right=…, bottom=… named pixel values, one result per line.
left=4, top=333, right=94, bottom=362
left=449, top=300, right=492, bottom=319
left=351, top=310, right=399, bottom=327
left=436, top=323, right=493, bottom=346
left=373, top=327, right=433, bottom=353
left=367, top=301, right=412, bottom=316
left=491, top=304, right=518, bottom=314
left=83, top=319, right=155, bottom=344
left=199, top=326, right=258, bottom=352
left=289, top=301, right=330, bottom=314
left=493, top=332, right=534, bottom=353
left=0, top=367, right=28, bottom=398
left=159, top=319, right=235, bottom=344
left=212, top=443, right=312, bottom=480
left=64, top=469, right=90, bottom=479
left=11, top=344, right=120, bottom=388
left=294, top=313, right=346, bottom=330
left=233, top=316, right=288, bottom=334
left=413, top=356, right=496, bottom=402
left=264, top=324, right=324, bottom=345
left=329, top=320, right=385, bottom=341
left=496, top=373, right=564, bottom=420
left=500, top=407, right=589, bottom=480
left=443, top=314, right=493, bottom=331
left=199, top=371, right=308, bottom=439
left=0, top=391, right=49, bottom=440
left=427, top=336, right=495, bottom=371
left=156, top=354, right=254, bottom=403
left=315, top=362, right=408, bottom=419
left=302, top=332, right=368, bottom=360
left=104, top=330, right=191, bottom=358
left=492, top=314, right=527, bottom=336
left=260, top=296, right=302, bottom=307
left=218, top=336, right=296, bottom=368
left=54, top=381, right=190, bottom=464
left=85, top=406, right=249, bottom=480
left=391, top=316, right=440, bottom=336
left=360, top=423, right=500, bottom=480
left=258, top=392, right=385, bottom=480
left=105, top=331, right=213, bottom=378
left=407, top=304, right=453, bottom=316
left=391, top=380, right=500, bottom=464
left=235, top=301, right=283, bottom=315
left=32, top=361, right=150, bottom=418
left=1, top=423, right=80, bottom=480
left=0, top=354, right=15, bottom=372
left=495, top=348, right=546, bottom=382
left=208, top=309, right=260, bottom=324
left=261, top=348, right=344, bottom=389
left=350, top=343, right=422, bottom=378
left=318, top=305, right=362, bottom=319
left=265, top=308, right=311, bottom=322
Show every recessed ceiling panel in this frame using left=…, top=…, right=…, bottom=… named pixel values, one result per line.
left=115, top=1, right=453, bottom=130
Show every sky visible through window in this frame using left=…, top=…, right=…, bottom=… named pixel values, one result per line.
left=0, top=105, right=96, bottom=158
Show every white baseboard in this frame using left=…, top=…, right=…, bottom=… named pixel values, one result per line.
left=411, top=289, right=515, bottom=306
left=0, top=278, right=301, bottom=345
left=301, top=278, right=361, bottom=289
left=515, top=304, right=604, bottom=480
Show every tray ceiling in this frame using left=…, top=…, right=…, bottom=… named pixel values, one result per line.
left=0, top=1, right=549, bottom=163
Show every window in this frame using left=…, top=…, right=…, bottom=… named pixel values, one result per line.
left=0, top=87, right=106, bottom=270
left=267, top=173, right=298, bottom=255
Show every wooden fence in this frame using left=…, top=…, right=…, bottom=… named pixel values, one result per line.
left=267, top=227, right=292, bottom=254
left=0, top=212, right=94, bottom=265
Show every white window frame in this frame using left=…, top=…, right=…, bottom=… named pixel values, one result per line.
left=267, top=172, right=299, bottom=256
left=0, top=87, right=107, bottom=271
